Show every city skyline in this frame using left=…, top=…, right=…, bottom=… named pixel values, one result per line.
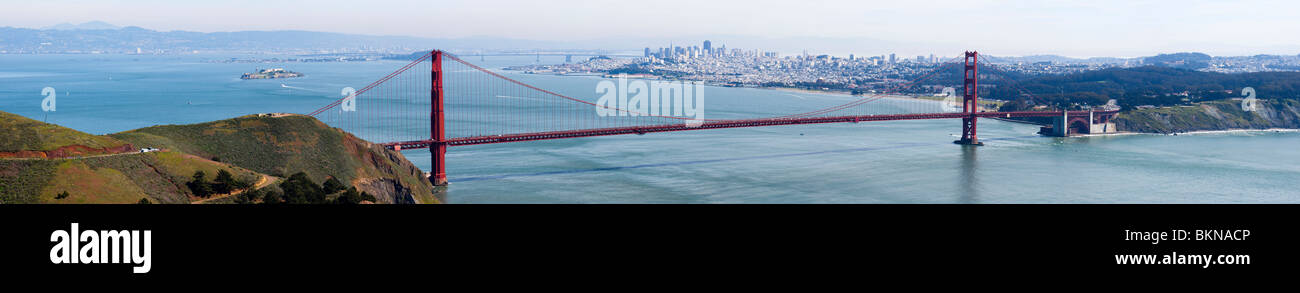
left=5, top=0, right=1300, bottom=57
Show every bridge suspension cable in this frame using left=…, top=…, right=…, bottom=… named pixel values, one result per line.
left=301, top=50, right=1119, bottom=185
left=309, top=51, right=972, bottom=144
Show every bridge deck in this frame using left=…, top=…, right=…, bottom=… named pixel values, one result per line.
left=383, top=110, right=1117, bottom=149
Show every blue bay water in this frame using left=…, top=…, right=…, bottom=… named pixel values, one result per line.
left=2, top=54, right=1297, bottom=203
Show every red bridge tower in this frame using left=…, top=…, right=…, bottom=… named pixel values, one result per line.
left=430, top=51, right=449, bottom=186
left=954, top=51, right=984, bottom=146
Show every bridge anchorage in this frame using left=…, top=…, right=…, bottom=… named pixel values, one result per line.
left=308, top=50, right=1119, bottom=186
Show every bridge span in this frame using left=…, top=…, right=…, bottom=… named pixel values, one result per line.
left=307, top=50, right=1119, bottom=185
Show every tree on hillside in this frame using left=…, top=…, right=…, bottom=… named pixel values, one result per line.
left=333, top=187, right=378, bottom=204
left=322, top=177, right=346, bottom=194
left=280, top=172, right=326, bottom=204
left=213, top=169, right=236, bottom=194
left=187, top=171, right=214, bottom=197
left=261, top=191, right=283, bottom=205
left=234, top=188, right=261, bottom=204
left=232, top=175, right=253, bottom=190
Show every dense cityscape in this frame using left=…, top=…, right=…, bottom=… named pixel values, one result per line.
left=505, top=40, right=1300, bottom=94
left=506, top=40, right=1117, bottom=93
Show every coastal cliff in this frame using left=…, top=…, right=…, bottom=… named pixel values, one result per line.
left=1114, top=99, right=1300, bottom=133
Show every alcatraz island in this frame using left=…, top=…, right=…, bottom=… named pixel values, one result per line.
left=241, top=68, right=303, bottom=79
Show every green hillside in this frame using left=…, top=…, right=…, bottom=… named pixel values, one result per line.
left=0, top=111, right=269, bottom=203
left=0, top=111, right=437, bottom=204
left=0, top=111, right=132, bottom=156
left=110, top=114, right=437, bottom=203
left=0, top=150, right=267, bottom=205
left=1, top=151, right=264, bottom=204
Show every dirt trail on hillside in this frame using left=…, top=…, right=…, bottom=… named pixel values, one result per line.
left=0, top=144, right=136, bottom=159
left=0, top=148, right=146, bottom=161
left=190, top=174, right=276, bottom=204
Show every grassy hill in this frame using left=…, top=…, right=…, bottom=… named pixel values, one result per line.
left=0, top=111, right=133, bottom=158
left=109, top=113, right=436, bottom=203
left=0, top=111, right=268, bottom=204
left=0, top=151, right=264, bottom=204
left=0, top=111, right=437, bottom=204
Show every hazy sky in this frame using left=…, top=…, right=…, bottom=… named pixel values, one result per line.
left=4, top=0, right=1298, bottom=57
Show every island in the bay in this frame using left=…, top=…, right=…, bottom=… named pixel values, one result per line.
left=241, top=68, right=304, bottom=79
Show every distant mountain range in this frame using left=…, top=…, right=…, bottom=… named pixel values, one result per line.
left=983, top=53, right=1222, bottom=67
left=0, top=21, right=569, bottom=54
left=1140, top=52, right=1212, bottom=69
left=4, top=21, right=1300, bottom=64
left=0, top=22, right=926, bottom=56
left=41, top=21, right=122, bottom=31
left=982, top=55, right=1138, bottom=65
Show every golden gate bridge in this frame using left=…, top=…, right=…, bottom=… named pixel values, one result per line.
left=306, top=50, right=1117, bottom=186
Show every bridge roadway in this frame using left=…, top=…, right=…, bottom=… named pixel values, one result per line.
left=384, top=110, right=1118, bottom=149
